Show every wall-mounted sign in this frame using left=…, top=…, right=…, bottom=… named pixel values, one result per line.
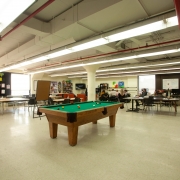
left=1, top=90, right=5, bottom=94
left=0, top=72, right=4, bottom=81
left=1, top=83, right=5, bottom=88
left=118, top=81, right=124, bottom=88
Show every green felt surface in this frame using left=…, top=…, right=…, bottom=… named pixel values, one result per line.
left=42, top=101, right=120, bottom=113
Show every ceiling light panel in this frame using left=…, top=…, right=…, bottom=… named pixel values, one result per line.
left=0, top=0, right=36, bottom=33
left=106, top=16, right=178, bottom=42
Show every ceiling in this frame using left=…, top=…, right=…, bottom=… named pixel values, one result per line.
left=0, top=0, right=180, bottom=78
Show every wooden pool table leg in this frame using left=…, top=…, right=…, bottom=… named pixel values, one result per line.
left=109, top=115, right=116, bottom=127
left=68, top=125, right=78, bottom=146
left=49, top=122, right=58, bottom=138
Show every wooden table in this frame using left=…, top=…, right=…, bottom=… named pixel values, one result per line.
left=39, top=101, right=121, bottom=146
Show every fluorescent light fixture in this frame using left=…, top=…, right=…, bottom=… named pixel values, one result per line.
left=96, top=67, right=180, bottom=75
left=106, top=16, right=178, bottom=42
left=0, top=0, right=36, bottom=33
left=50, top=71, right=87, bottom=77
left=28, top=48, right=180, bottom=74
left=70, top=38, right=109, bottom=52
left=1, top=15, right=179, bottom=72
left=28, top=64, right=84, bottom=74
left=67, top=75, right=87, bottom=78
left=0, top=56, right=49, bottom=71
left=136, top=49, right=179, bottom=58
left=47, top=49, right=72, bottom=58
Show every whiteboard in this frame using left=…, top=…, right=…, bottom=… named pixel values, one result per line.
left=162, top=79, right=179, bottom=89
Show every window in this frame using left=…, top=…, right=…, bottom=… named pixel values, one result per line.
left=139, top=75, right=155, bottom=94
left=11, top=74, right=30, bottom=95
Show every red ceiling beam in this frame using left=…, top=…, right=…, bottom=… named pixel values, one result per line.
left=0, top=0, right=55, bottom=40
left=174, top=0, right=180, bottom=29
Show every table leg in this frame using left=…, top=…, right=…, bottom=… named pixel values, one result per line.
left=68, top=126, right=78, bottom=146
left=49, top=121, right=58, bottom=138
left=109, top=115, right=116, bottom=127
left=173, top=101, right=177, bottom=112
left=132, top=99, right=134, bottom=110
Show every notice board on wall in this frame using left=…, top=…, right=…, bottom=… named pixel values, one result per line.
left=162, top=79, right=179, bottom=89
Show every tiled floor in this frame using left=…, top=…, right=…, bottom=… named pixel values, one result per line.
left=0, top=105, right=180, bottom=180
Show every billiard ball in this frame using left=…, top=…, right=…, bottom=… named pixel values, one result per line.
left=77, top=105, right=80, bottom=108
left=62, top=106, right=64, bottom=109
left=93, top=105, right=95, bottom=106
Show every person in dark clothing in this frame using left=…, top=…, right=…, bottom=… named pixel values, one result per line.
left=118, top=89, right=125, bottom=102
left=141, top=88, right=147, bottom=97
left=136, top=88, right=147, bottom=106
left=118, top=89, right=125, bottom=109
left=85, top=87, right=88, bottom=96
left=99, top=90, right=109, bottom=101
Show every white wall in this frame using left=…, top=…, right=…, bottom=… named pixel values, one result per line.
left=82, top=76, right=138, bottom=97
left=31, top=73, right=66, bottom=94
left=31, top=74, right=138, bottom=97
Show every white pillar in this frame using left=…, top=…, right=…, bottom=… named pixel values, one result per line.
left=83, top=65, right=100, bottom=101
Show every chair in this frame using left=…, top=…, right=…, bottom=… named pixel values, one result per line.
left=74, top=97, right=80, bottom=102
left=28, top=98, right=37, bottom=112
left=77, top=94, right=87, bottom=102
left=99, top=93, right=109, bottom=101
left=63, top=99, right=70, bottom=104
left=68, top=94, right=75, bottom=98
left=143, top=96, right=155, bottom=111
left=48, top=97, right=54, bottom=105
left=109, top=95, right=118, bottom=102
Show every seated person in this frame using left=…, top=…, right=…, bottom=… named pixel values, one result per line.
left=136, top=88, right=147, bottom=106
left=109, top=89, right=118, bottom=102
left=118, top=89, right=125, bottom=102
left=109, top=89, right=117, bottom=97
left=118, top=89, right=126, bottom=109
left=99, top=90, right=109, bottom=101
left=124, top=90, right=130, bottom=97
left=124, top=90, right=131, bottom=102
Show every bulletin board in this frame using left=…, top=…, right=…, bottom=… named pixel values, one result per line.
left=162, top=79, right=179, bottom=89
left=36, top=80, right=51, bottom=101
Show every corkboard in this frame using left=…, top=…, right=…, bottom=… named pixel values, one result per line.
left=36, top=80, right=51, bottom=101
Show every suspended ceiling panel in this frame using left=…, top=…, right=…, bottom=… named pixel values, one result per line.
left=79, top=0, right=148, bottom=33
left=25, top=0, right=83, bottom=22
left=54, top=22, right=95, bottom=42
left=139, top=0, right=175, bottom=15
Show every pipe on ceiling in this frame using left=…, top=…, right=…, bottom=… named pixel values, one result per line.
left=0, top=0, right=55, bottom=40
left=61, top=38, right=180, bottom=64
left=174, top=0, right=180, bottom=29
left=27, top=38, right=180, bottom=71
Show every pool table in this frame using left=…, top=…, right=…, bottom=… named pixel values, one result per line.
left=39, top=101, right=121, bottom=146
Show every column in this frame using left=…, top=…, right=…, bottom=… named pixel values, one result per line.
left=83, top=65, right=100, bottom=101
